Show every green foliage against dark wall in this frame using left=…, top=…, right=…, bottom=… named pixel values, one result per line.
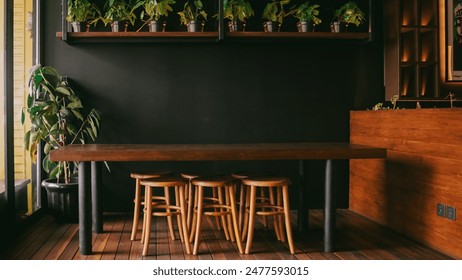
left=68, top=0, right=370, bottom=32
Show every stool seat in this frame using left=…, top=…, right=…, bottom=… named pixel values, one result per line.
left=131, top=171, right=172, bottom=179
left=140, top=177, right=190, bottom=256
left=191, top=175, right=235, bottom=186
left=242, top=177, right=291, bottom=187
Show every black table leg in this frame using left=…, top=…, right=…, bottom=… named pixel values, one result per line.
left=298, top=160, right=309, bottom=232
left=92, top=161, right=103, bottom=233
left=324, top=159, right=336, bottom=253
left=78, top=161, right=92, bottom=255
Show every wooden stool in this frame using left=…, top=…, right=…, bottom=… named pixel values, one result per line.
left=130, top=171, right=172, bottom=241
left=181, top=172, right=221, bottom=232
left=231, top=171, right=268, bottom=232
left=190, top=175, right=243, bottom=255
left=241, top=176, right=294, bottom=254
left=140, top=177, right=191, bottom=256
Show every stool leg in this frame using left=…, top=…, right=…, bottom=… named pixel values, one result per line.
left=178, top=185, right=191, bottom=255
left=260, top=188, right=268, bottom=229
left=212, top=188, right=221, bottom=230
left=238, top=183, right=245, bottom=232
left=282, top=185, right=295, bottom=254
left=142, top=186, right=153, bottom=256
left=277, top=186, right=286, bottom=242
left=193, top=186, right=204, bottom=255
left=175, top=186, right=184, bottom=242
left=164, top=186, right=176, bottom=241
left=228, top=184, right=244, bottom=254
left=268, top=186, right=282, bottom=241
left=245, top=185, right=257, bottom=254
left=224, top=186, right=235, bottom=242
left=130, top=179, right=142, bottom=241
left=241, top=184, right=251, bottom=241
left=217, top=186, right=231, bottom=241
left=186, top=180, right=194, bottom=232
left=189, top=187, right=198, bottom=242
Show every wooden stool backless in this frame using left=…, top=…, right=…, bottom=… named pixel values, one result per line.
left=231, top=171, right=268, bottom=232
left=241, top=176, right=295, bottom=254
left=130, top=171, right=172, bottom=241
left=190, top=175, right=243, bottom=255
left=181, top=172, right=221, bottom=232
left=140, top=177, right=190, bottom=256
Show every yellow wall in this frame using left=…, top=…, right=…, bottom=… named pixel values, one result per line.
left=13, top=0, right=33, bottom=184
left=0, top=0, right=34, bottom=212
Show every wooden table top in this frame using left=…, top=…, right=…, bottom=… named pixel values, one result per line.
left=49, top=142, right=386, bottom=162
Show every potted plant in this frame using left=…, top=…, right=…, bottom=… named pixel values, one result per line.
left=331, top=1, right=365, bottom=32
left=290, top=1, right=321, bottom=32
left=222, top=0, right=254, bottom=32
left=261, top=0, right=294, bottom=32
left=66, top=0, right=101, bottom=32
left=177, top=0, right=207, bottom=32
left=102, top=0, right=143, bottom=32
left=21, top=65, right=102, bottom=222
left=138, top=0, right=176, bottom=32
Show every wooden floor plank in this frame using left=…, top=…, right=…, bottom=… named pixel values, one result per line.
left=1, top=210, right=453, bottom=260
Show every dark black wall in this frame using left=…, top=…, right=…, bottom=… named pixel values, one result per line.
left=43, top=0, right=384, bottom=211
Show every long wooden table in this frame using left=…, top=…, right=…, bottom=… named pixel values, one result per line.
left=50, top=142, right=386, bottom=255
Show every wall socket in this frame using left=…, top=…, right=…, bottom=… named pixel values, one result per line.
left=446, top=206, right=456, bottom=221
left=437, top=203, right=445, bottom=217
left=437, top=203, right=457, bottom=221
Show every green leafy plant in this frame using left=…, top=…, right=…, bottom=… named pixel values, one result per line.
left=21, top=65, right=102, bottom=184
left=66, top=0, right=101, bottom=29
left=291, top=1, right=321, bottom=25
left=333, top=1, right=365, bottom=28
left=177, top=0, right=207, bottom=26
left=370, top=95, right=400, bottom=110
left=262, top=0, right=294, bottom=28
left=102, top=0, right=143, bottom=30
left=222, top=0, right=254, bottom=22
left=140, top=0, right=175, bottom=22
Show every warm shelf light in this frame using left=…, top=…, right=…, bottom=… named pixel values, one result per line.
left=421, top=48, right=428, bottom=62
left=421, top=72, right=428, bottom=96
left=402, top=78, right=409, bottom=96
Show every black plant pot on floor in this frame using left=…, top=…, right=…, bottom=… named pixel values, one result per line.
left=42, top=178, right=78, bottom=223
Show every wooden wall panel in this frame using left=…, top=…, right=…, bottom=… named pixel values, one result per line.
left=350, top=109, right=462, bottom=259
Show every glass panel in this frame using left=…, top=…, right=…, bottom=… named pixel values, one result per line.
left=13, top=0, right=36, bottom=216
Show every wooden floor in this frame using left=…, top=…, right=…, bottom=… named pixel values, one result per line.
left=0, top=209, right=452, bottom=260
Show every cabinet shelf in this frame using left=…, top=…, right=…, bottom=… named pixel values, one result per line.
left=56, top=31, right=220, bottom=43
left=56, top=31, right=371, bottom=43
left=385, top=0, right=440, bottom=100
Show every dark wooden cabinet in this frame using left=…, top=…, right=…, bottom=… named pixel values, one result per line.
left=384, top=0, right=440, bottom=100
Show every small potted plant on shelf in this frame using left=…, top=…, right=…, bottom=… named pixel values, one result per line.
left=102, top=0, right=143, bottom=32
left=331, top=1, right=365, bottom=32
left=177, top=0, right=207, bottom=32
left=222, top=0, right=254, bottom=32
left=290, top=1, right=321, bottom=32
left=138, top=0, right=176, bottom=32
left=65, top=0, right=101, bottom=32
left=21, top=65, right=103, bottom=222
left=261, top=0, right=294, bottom=32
